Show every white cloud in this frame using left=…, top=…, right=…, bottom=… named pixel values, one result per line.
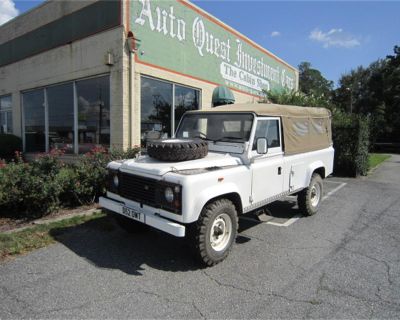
left=0, top=0, right=19, bottom=26
left=309, top=28, right=361, bottom=48
left=270, top=31, right=281, bottom=37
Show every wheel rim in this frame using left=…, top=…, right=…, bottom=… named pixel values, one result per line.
left=210, top=213, right=232, bottom=252
left=310, top=182, right=321, bottom=207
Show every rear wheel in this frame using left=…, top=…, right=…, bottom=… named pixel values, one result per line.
left=298, top=173, right=323, bottom=216
left=189, top=199, right=238, bottom=266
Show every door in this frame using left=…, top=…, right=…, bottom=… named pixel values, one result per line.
left=250, top=118, right=284, bottom=205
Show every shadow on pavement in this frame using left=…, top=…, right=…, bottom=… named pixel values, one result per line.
left=238, top=199, right=299, bottom=231
left=50, top=200, right=299, bottom=275
left=266, top=200, right=299, bottom=219
left=50, top=215, right=254, bottom=275
left=50, top=216, right=199, bottom=275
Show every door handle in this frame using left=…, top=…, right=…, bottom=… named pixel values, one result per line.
left=278, top=167, right=282, bottom=175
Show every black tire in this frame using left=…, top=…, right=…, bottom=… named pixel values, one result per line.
left=189, top=199, right=238, bottom=266
left=113, top=213, right=148, bottom=233
left=147, top=139, right=208, bottom=162
left=298, top=173, right=323, bottom=216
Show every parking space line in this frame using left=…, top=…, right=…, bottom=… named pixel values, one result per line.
left=240, top=182, right=348, bottom=227
left=322, top=182, right=347, bottom=201
left=266, top=214, right=301, bottom=227
left=324, top=180, right=346, bottom=184
left=264, top=182, right=347, bottom=227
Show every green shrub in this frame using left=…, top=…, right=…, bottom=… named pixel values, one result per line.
left=0, top=155, right=63, bottom=218
left=0, top=146, right=141, bottom=218
left=70, top=146, right=141, bottom=205
left=0, top=134, right=22, bottom=161
left=332, top=111, right=370, bottom=177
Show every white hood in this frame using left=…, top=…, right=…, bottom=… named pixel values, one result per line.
left=117, top=152, right=243, bottom=176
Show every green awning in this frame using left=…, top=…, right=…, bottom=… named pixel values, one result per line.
left=212, top=86, right=235, bottom=107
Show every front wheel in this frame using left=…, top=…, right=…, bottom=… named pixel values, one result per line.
left=298, top=173, right=323, bottom=216
left=189, top=199, right=238, bottom=266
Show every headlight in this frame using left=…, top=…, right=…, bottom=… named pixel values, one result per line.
left=107, top=169, right=119, bottom=193
left=164, top=187, right=174, bottom=203
left=113, top=174, right=119, bottom=188
left=157, top=182, right=182, bottom=214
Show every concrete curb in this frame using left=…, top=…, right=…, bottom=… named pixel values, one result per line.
left=2, top=208, right=102, bottom=235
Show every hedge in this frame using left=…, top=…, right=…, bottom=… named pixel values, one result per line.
left=0, top=147, right=140, bottom=219
left=332, top=113, right=370, bottom=177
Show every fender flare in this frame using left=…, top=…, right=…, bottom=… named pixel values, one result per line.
left=188, top=183, right=242, bottom=223
left=307, top=160, right=326, bottom=184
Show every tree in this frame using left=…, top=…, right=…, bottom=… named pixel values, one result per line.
left=334, top=45, right=400, bottom=142
left=382, top=45, right=400, bottom=141
left=298, top=62, right=334, bottom=99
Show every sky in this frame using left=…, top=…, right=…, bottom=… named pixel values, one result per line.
left=1, top=0, right=399, bottom=86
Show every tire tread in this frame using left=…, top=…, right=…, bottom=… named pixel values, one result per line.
left=190, top=199, right=238, bottom=266
left=298, top=173, right=323, bottom=216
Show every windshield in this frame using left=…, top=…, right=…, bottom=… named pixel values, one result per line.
left=176, top=113, right=254, bottom=142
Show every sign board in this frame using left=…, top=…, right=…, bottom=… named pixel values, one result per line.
left=131, top=0, right=298, bottom=96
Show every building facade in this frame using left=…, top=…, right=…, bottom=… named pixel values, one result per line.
left=0, top=0, right=298, bottom=154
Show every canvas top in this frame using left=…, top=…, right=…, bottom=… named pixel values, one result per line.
left=193, top=103, right=331, bottom=118
left=189, top=103, right=332, bottom=155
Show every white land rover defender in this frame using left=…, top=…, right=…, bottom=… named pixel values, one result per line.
left=100, top=103, right=334, bottom=266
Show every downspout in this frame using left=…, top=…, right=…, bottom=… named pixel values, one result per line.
left=127, top=32, right=136, bottom=148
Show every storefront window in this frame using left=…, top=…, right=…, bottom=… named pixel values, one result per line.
left=22, top=75, right=110, bottom=154
left=23, top=90, right=46, bottom=152
left=141, top=76, right=200, bottom=146
left=47, top=83, right=74, bottom=153
left=175, top=85, right=200, bottom=128
left=141, top=77, right=172, bottom=145
left=76, top=76, right=110, bottom=153
left=0, top=95, right=12, bottom=134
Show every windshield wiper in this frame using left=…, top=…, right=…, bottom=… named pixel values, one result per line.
left=194, top=134, right=244, bottom=143
left=193, top=134, right=214, bottom=142
left=213, top=136, right=245, bottom=142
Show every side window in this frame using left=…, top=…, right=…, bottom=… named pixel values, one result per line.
left=252, top=119, right=281, bottom=150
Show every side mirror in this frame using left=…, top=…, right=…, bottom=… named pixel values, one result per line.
left=256, top=138, right=268, bottom=154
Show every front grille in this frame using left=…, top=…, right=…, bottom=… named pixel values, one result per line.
left=119, top=172, right=157, bottom=206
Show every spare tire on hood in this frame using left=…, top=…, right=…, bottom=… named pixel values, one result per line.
left=147, top=139, right=208, bottom=162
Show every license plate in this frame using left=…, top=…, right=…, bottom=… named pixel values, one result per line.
left=121, top=206, right=142, bottom=222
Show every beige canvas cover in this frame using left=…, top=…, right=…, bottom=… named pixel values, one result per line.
left=193, top=103, right=332, bottom=155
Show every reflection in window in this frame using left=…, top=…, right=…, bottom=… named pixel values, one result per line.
left=0, top=95, right=12, bottom=134
left=76, top=76, right=110, bottom=154
left=23, top=90, right=45, bottom=152
left=177, top=113, right=253, bottom=141
left=141, top=77, right=200, bottom=146
left=48, top=83, right=74, bottom=153
left=175, top=85, right=199, bottom=128
left=253, top=119, right=280, bottom=150
left=141, top=77, right=172, bottom=145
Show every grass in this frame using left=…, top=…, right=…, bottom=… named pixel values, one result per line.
left=0, top=211, right=112, bottom=262
left=369, top=153, right=390, bottom=170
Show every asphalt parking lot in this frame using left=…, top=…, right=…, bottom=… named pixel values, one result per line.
left=1, top=155, right=400, bottom=319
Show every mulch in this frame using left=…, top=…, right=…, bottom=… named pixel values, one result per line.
left=0, top=203, right=100, bottom=233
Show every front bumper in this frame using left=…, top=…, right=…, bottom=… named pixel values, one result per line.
left=99, top=196, right=186, bottom=237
